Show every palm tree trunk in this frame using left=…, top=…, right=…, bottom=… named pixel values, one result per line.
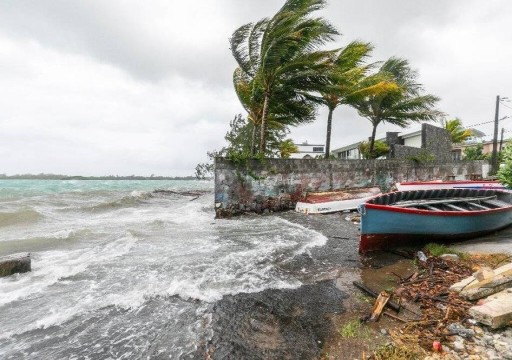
left=325, top=107, right=334, bottom=158
left=369, top=123, right=378, bottom=158
left=251, top=123, right=257, bottom=155
left=259, top=93, right=270, bottom=155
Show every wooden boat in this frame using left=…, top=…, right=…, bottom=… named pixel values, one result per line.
left=359, top=188, right=512, bottom=253
left=396, top=180, right=506, bottom=191
left=295, top=187, right=381, bottom=214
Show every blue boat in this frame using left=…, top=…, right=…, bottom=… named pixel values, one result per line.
left=359, top=189, right=512, bottom=253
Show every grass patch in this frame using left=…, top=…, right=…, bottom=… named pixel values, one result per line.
left=424, top=243, right=468, bottom=259
left=370, top=343, right=422, bottom=360
left=339, top=319, right=370, bottom=339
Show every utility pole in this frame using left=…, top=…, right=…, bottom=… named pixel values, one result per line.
left=491, top=95, right=500, bottom=175
left=500, top=127, right=505, bottom=152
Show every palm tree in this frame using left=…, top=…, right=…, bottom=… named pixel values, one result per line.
left=233, top=68, right=316, bottom=155
left=318, top=41, right=372, bottom=158
left=230, top=0, right=338, bottom=155
left=443, top=118, right=473, bottom=144
left=318, top=42, right=398, bottom=158
left=350, top=57, right=443, bottom=158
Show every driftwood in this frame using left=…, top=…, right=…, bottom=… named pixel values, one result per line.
left=352, top=281, right=401, bottom=312
left=369, top=292, right=391, bottom=321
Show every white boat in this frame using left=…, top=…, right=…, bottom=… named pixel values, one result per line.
left=395, top=180, right=507, bottom=192
left=295, top=187, right=381, bottom=214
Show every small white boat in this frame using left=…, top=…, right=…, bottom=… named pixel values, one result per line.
left=295, top=187, right=381, bottom=214
left=396, top=180, right=507, bottom=192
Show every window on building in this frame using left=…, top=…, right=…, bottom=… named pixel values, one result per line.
left=312, top=147, right=324, bottom=152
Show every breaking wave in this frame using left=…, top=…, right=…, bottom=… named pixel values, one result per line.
left=85, top=191, right=155, bottom=212
left=0, top=208, right=43, bottom=228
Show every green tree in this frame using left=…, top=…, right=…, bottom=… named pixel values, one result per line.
left=444, top=118, right=473, bottom=144
left=194, top=115, right=297, bottom=179
left=358, top=140, right=390, bottom=159
left=230, top=0, right=338, bottom=155
left=279, top=139, right=299, bottom=158
left=350, top=57, right=443, bottom=158
left=463, top=144, right=485, bottom=160
left=497, top=145, right=512, bottom=187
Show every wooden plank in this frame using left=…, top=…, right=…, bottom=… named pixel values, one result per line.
left=352, top=281, right=401, bottom=312
left=451, top=263, right=512, bottom=293
left=369, top=291, right=391, bottom=322
left=461, top=274, right=512, bottom=300
left=424, top=205, right=443, bottom=211
left=393, top=195, right=498, bottom=208
left=467, top=202, right=491, bottom=210
left=482, top=199, right=511, bottom=208
left=445, top=203, right=469, bottom=211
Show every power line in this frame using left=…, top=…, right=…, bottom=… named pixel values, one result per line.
left=463, top=116, right=510, bottom=129
left=500, top=102, right=512, bottom=111
left=463, top=119, right=500, bottom=128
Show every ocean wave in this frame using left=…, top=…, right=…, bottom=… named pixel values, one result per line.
left=85, top=191, right=155, bottom=212
left=0, top=232, right=139, bottom=311
left=0, top=208, right=43, bottom=228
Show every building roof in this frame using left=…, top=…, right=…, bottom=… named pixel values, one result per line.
left=331, top=126, right=425, bottom=153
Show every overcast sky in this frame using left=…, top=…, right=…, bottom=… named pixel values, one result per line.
left=1, top=0, right=511, bottom=176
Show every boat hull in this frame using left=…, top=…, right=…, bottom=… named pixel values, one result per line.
left=359, top=189, right=512, bottom=253
left=295, top=187, right=381, bottom=214
left=359, top=206, right=512, bottom=252
left=296, top=195, right=377, bottom=214
left=396, top=180, right=506, bottom=191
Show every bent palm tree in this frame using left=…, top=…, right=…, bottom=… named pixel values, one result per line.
left=444, top=118, right=473, bottom=144
left=319, top=41, right=372, bottom=158
left=318, top=41, right=397, bottom=158
left=350, top=57, right=443, bottom=157
left=230, top=0, right=338, bottom=155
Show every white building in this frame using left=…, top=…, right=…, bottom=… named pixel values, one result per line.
left=331, top=124, right=450, bottom=161
left=290, top=141, right=325, bottom=159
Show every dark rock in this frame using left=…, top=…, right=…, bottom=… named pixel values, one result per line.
left=0, top=253, right=31, bottom=277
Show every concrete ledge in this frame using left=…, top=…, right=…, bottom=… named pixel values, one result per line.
left=0, top=253, right=31, bottom=277
left=469, top=288, right=512, bottom=329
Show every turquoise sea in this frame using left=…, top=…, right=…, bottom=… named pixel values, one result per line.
left=0, top=180, right=326, bottom=358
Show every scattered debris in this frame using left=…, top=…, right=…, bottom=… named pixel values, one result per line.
left=357, top=250, right=512, bottom=358
left=416, top=251, right=427, bottom=262
left=369, top=292, right=390, bottom=322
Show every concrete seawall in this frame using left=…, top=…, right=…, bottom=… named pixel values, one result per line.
left=214, top=158, right=489, bottom=217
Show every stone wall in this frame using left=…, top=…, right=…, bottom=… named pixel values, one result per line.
left=389, top=124, right=452, bottom=162
left=421, top=123, right=453, bottom=162
left=214, top=157, right=488, bottom=217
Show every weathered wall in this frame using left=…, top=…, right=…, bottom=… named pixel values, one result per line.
left=421, top=123, right=453, bottom=162
left=214, top=157, right=488, bottom=217
left=389, top=124, right=452, bottom=162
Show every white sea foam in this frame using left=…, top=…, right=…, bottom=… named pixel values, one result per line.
left=0, top=233, right=138, bottom=308
left=0, top=179, right=331, bottom=358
